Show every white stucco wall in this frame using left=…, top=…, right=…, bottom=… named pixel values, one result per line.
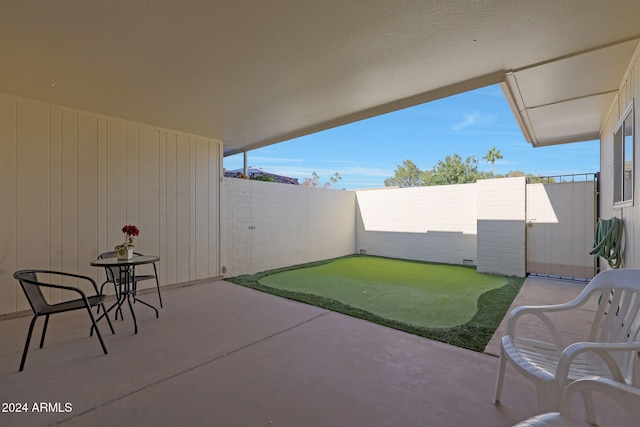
left=222, top=178, right=356, bottom=276
left=599, top=43, right=640, bottom=269
left=476, top=177, right=526, bottom=276
left=355, top=185, right=477, bottom=265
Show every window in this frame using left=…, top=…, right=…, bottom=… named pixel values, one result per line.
left=614, top=103, right=634, bottom=206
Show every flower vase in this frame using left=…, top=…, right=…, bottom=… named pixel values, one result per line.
left=117, top=248, right=133, bottom=260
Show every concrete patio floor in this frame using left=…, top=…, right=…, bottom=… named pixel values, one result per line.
left=0, top=276, right=636, bottom=426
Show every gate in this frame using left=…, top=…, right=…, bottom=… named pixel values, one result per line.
left=526, top=174, right=598, bottom=280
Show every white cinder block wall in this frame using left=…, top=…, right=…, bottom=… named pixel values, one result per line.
left=355, top=185, right=478, bottom=265
left=223, top=178, right=527, bottom=278
left=476, top=177, right=526, bottom=276
left=222, top=178, right=356, bottom=276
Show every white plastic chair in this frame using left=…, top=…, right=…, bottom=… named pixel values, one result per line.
left=513, top=377, right=640, bottom=427
left=494, top=268, right=640, bottom=417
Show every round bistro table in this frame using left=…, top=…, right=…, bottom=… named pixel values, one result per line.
left=91, top=255, right=160, bottom=334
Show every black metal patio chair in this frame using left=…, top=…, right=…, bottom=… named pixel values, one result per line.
left=132, top=252, right=163, bottom=308
left=13, top=269, right=114, bottom=371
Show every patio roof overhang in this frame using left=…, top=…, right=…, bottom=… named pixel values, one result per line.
left=502, top=39, right=640, bottom=147
left=0, top=1, right=639, bottom=154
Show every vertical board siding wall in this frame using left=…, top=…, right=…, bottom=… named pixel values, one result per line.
left=355, top=185, right=478, bottom=265
left=222, top=178, right=356, bottom=276
left=0, top=94, right=221, bottom=315
left=600, top=44, right=640, bottom=269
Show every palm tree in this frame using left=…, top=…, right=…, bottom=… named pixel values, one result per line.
left=483, top=147, right=503, bottom=177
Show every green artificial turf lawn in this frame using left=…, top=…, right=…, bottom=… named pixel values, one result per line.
left=227, top=255, right=524, bottom=352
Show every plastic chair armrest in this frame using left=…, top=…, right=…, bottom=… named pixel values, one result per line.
left=556, top=341, right=640, bottom=388
left=507, top=305, right=571, bottom=348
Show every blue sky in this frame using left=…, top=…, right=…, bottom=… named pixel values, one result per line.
left=223, top=84, right=600, bottom=189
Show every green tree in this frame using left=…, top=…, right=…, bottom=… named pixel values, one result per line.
left=328, top=172, right=342, bottom=188
left=302, top=171, right=342, bottom=188
left=527, top=174, right=556, bottom=184
left=384, top=160, right=426, bottom=187
left=482, top=147, right=503, bottom=176
left=301, top=171, right=321, bottom=187
left=504, top=170, right=556, bottom=183
left=423, top=154, right=488, bottom=186
left=252, top=174, right=275, bottom=182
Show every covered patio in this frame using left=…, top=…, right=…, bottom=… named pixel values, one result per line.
left=0, top=277, right=635, bottom=426
left=2, top=2, right=640, bottom=426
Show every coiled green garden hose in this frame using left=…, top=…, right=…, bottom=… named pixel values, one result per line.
left=590, top=217, right=624, bottom=268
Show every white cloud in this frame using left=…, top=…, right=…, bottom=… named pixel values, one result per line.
left=450, top=112, right=480, bottom=131
left=249, top=156, right=304, bottom=164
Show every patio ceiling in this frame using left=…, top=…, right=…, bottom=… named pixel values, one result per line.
left=0, top=1, right=639, bottom=155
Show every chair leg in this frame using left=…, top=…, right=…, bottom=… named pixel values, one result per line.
left=85, top=305, right=108, bottom=355
left=155, top=275, right=163, bottom=308
left=493, top=346, right=507, bottom=404
left=582, top=389, right=598, bottom=425
left=20, top=316, right=39, bottom=372
left=92, top=303, right=115, bottom=336
left=39, top=314, right=50, bottom=348
left=102, top=304, right=115, bottom=334
left=97, top=281, right=121, bottom=315
left=97, top=282, right=107, bottom=314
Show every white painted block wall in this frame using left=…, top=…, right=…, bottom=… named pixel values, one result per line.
left=355, top=185, right=477, bottom=265
left=476, top=177, right=526, bottom=276
left=223, top=178, right=527, bottom=278
left=223, top=178, right=356, bottom=276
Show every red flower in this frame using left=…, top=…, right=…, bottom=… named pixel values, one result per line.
left=122, top=224, right=140, bottom=237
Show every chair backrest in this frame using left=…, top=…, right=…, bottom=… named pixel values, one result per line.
left=98, top=251, right=119, bottom=283
left=13, top=270, right=49, bottom=314
left=582, top=269, right=640, bottom=383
